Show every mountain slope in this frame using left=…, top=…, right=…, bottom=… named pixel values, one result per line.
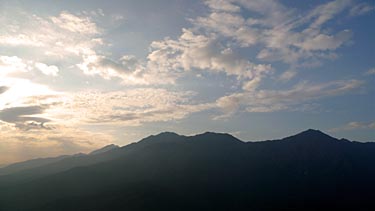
left=90, top=144, right=120, bottom=155
left=0, top=155, right=71, bottom=176
left=0, top=144, right=120, bottom=177
left=0, top=130, right=374, bottom=211
left=0, top=144, right=124, bottom=186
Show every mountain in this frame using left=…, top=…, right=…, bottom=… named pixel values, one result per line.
left=90, top=144, right=120, bottom=155
left=0, top=155, right=71, bottom=176
left=0, top=145, right=121, bottom=177
left=0, top=145, right=123, bottom=186
left=0, top=129, right=374, bottom=211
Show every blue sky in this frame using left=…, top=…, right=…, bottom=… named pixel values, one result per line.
left=0, top=0, right=374, bottom=164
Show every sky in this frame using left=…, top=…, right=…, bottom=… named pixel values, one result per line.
left=0, top=0, right=374, bottom=165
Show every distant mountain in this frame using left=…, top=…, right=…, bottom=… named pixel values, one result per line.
left=90, top=144, right=120, bottom=155
left=0, top=145, right=120, bottom=176
left=0, top=154, right=80, bottom=176
left=0, top=129, right=374, bottom=211
left=0, top=145, right=122, bottom=185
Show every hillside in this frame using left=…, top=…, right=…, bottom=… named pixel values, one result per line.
left=0, top=129, right=374, bottom=210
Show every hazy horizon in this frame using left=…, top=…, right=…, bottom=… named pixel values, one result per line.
left=0, top=0, right=374, bottom=164
left=0, top=128, right=371, bottom=167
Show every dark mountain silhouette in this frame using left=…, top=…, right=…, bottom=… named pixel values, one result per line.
left=0, top=155, right=71, bottom=176
left=0, top=129, right=374, bottom=211
left=90, top=144, right=120, bottom=155
left=0, top=145, right=120, bottom=177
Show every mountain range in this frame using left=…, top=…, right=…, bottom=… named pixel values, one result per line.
left=0, top=129, right=374, bottom=210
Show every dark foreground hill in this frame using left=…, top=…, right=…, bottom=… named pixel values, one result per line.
left=0, top=129, right=374, bottom=210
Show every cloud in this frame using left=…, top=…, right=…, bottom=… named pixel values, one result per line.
left=364, top=68, right=375, bottom=75
left=148, top=28, right=273, bottom=89
left=0, top=1, right=361, bottom=89
left=0, top=9, right=165, bottom=87
left=329, top=121, right=375, bottom=132
left=0, top=79, right=212, bottom=131
left=64, top=88, right=214, bottom=126
left=306, top=0, right=351, bottom=29
left=0, top=11, right=99, bottom=54
left=0, top=86, right=9, bottom=94
left=35, top=62, right=59, bottom=76
left=102, top=0, right=358, bottom=91
left=204, top=0, right=241, bottom=12
left=0, top=105, right=49, bottom=124
left=0, top=34, right=44, bottom=47
left=0, top=78, right=69, bottom=131
left=0, top=123, right=113, bottom=165
left=349, top=2, right=375, bottom=16
left=0, top=2, right=363, bottom=123
left=0, top=78, right=62, bottom=108
left=0, top=10, right=103, bottom=83
left=77, top=54, right=154, bottom=85
left=216, top=79, right=363, bottom=116
left=0, top=55, right=59, bottom=78
left=195, top=0, right=355, bottom=72
left=279, top=71, right=298, bottom=81
left=295, top=30, right=352, bottom=51
left=0, top=56, right=30, bottom=76
left=50, top=11, right=99, bottom=35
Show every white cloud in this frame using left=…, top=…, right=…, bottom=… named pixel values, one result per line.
left=0, top=56, right=30, bottom=76
left=64, top=88, right=214, bottom=126
left=0, top=78, right=213, bottom=129
left=0, top=0, right=359, bottom=89
left=0, top=12, right=99, bottom=57
left=365, top=68, right=375, bottom=75
left=35, top=62, right=59, bottom=76
left=195, top=0, right=355, bottom=72
left=204, top=0, right=241, bottom=12
left=0, top=55, right=60, bottom=78
left=0, top=78, right=67, bottom=127
left=77, top=53, right=157, bottom=85
left=306, top=0, right=352, bottom=29
left=279, top=71, right=297, bottom=81
left=295, top=30, right=352, bottom=51
left=0, top=34, right=44, bottom=46
left=147, top=28, right=272, bottom=89
left=329, top=121, right=375, bottom=132
left=51, top=11, right=99, bottom=35
left=216, top=79, right=363, bottom=116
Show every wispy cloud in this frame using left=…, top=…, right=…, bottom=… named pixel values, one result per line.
left=0, top=86, right=9, bottom=95
left=0, top=105, right=50, bottom=128
left=364, top=68, right=375, bottom=75
left=329, top=121, right=375, bottom=132
left=64, top=89, right=214, bottom=126
left=349, top=2, right=375, bottom=16
left=0, top=123, right=113, bottom=165
left=0, top=2, right=367, bottom=124
left=0, top=0, right=372, bottom=163
left=51, top=11, right=100, bottom=35
left=215, top=79, right=363, bottom=117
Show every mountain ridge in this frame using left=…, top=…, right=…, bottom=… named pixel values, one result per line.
left=90, top=144, right=120, bottom=155
left=0, top=129, right=366, bottom=173
left=0, top=129, right=374, bottom=210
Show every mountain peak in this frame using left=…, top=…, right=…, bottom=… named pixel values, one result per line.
left=157, top=131, right=181, bottom=137
left=283, top=129, right=337, bottom=143
left=190, top=131, right=243, bottom=144
left=89, top=144, right=120, bottom=155
left=138, top=132, right=185, bottom=144
left=194, top=131, right=236, bottom=138
left=138, top=131, right=243, bottom=145
left=300, top=129, right=328, bottom=136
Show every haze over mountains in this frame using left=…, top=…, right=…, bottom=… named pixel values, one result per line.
left=0, top=129, right=374, bottom=210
